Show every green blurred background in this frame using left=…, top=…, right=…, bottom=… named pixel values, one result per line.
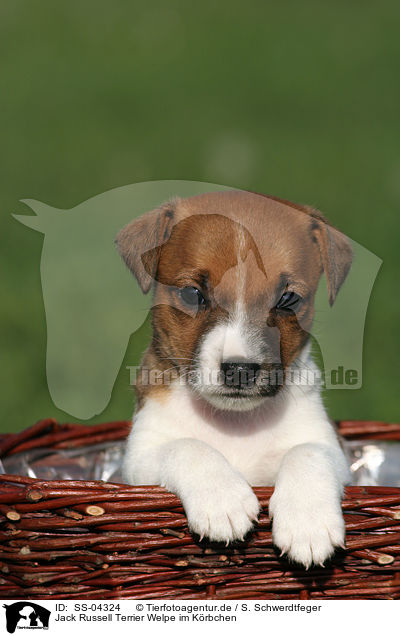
left=1, top=1, right=399, bottom=432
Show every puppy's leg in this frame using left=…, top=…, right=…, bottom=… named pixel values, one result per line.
left=269, top=442, right=349, bottom=568
left=123, top=435, right=260, bottom=543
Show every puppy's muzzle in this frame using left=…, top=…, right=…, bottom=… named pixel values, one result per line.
left=220, top=359, right=261, bottom=390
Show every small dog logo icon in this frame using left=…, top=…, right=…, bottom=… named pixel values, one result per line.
left=3, top=602, right=50, bottom=633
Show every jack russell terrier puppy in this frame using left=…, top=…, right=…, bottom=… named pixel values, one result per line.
left=116, top=190, right=353, bottom=568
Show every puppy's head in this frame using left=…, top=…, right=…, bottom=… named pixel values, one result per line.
left=116, top=191, right=352, bottom=410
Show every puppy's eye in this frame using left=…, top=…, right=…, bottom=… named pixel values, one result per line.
left=178, top=286, right=206, bottom=309
left=275, top=291, right=302, bottom=312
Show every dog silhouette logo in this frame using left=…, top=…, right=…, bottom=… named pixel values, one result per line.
left=13, top=181, right=381, bottom=418
left=3, top=602, right=50, bottom=633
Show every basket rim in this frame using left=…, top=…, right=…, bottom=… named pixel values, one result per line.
left=1, top=420, right=400, bottom=601
left=0, top=418, right=399, bottom=460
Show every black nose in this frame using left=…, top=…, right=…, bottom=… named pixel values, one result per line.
left=220, top=359, right=261, bottom=389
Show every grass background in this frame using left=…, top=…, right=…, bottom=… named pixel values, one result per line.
left=1, top=1, right=399, bottom=432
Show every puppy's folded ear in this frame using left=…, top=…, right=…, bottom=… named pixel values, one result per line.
left=115, top=201, right=177, bottom=293
left=311, top=212, right=353, bottom=306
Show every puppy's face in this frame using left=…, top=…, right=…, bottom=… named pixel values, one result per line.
left=117, top=191, right=352, bottom=411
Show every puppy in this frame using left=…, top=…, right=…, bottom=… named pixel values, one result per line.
left=116, top=190, right=352, bottom=568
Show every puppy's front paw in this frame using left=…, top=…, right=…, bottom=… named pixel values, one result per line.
left=269, top=488, right=345, bottom=568
left=183, top=473, right=260, bottom=544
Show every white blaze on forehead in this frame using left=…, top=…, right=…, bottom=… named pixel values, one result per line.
left=213, top=240, right=263, bottom=315
left=196, top=224, right=272, bottom=373
left=235, top=222, right=247, bottom=310
left=198, top=231, right=270, bottom=370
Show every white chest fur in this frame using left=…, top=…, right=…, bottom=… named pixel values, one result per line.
left=122, top=356, right=350, bottom=567
left=123, top=354, right=344, bottom=487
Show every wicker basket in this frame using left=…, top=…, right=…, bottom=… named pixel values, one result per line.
left=0, top=419, right=399, bottom=600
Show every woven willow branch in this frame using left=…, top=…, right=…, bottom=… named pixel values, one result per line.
left=0, top=420, right=399, bottom=600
